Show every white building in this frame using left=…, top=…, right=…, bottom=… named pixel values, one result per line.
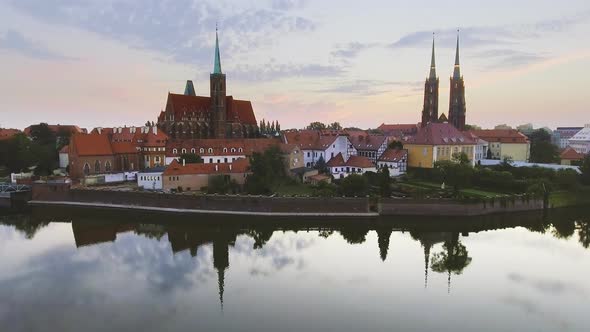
left=283, top=131, right=357, bottom=168
left=327, top=153, right=377, bottom=179
left=377, top=149, right=408, bottom=177
left=58, top=145, right=69, bottom=169
left=137, top=167, right=165, bottom=190
left=553, top=127, right=583, bottom=149
left=568, top=124, right=590, bottom=155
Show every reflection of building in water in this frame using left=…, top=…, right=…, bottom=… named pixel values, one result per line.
left=376, top=227, right=393, bottom=261
left=410, top=232, right=453, bottom=289
left=72, top=222, right=136, bottom=248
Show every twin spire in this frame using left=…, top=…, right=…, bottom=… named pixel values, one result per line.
left=213, top=25, right=223, bottom=75
left=428, top=30, right=461, bottom=80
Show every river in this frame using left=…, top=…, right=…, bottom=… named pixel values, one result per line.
left=1, top=206, right=589, bottom=331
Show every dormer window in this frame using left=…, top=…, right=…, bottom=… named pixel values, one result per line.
left=181, top=148, right=187, bottom=154
left=208, top=148, right=213, bottom=153
left=200, top=148, right=205, bottom=154
left=173, top=148, right=178, bottom=154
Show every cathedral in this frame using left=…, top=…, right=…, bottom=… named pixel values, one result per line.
left=421, top=32, right=467, bottom=131
left=157, top=29, right=259, bottom=139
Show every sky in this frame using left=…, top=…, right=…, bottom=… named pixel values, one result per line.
left=1, top=0, right=589, bottom=131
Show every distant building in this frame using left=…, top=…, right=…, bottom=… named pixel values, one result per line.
left=470, top=129, right=530, bottom=162
left=347, top=133, right=388, bottom=163
left=494, top=124, right=512, bottom=130
left=0, top=128, right=21, bottom=140
left=162, top=158, right=250, bottom=192
left=421, top=36, right=439, bottom=128
left=405, top=122, right=477, bottom=168
left=68, top=134, right=115, bottom=179
left=282, top=130, right=356, bottom=168
left=463, top=131, right=489, bottom=163
left=516, top=123, right=534, bottom=136
left=553, top=127, right=583, bottom=149
left=377, top=149, right=408, bottom=177
left=568, top=124, right=590, bottom=154
left=377, top=124, right=419, bottom=138
left=327, top=153, right=377, bottom=179
left=157, top=29, right=258, bottom=139
left=560, top=147, right=585, bottom=165
left=137, top=167, right=166, bottom=190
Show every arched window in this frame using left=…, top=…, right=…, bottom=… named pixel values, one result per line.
left=181, top=148, right=187, bottom=154
left=94, top=160, right=101, bottom=173
left=173, top=148, right=178, bottom=154
left=191, top=148, right=196, bottom=154
left=105, top=161, right=112, bottom=172
left=208, top=148, right=213, bottom=153
left=238, top=148, right=243, bottom=153
left=200, top=148, right=205, bottom=154
left=223, top=148, right=228, bottom=153
left=83, top=163, right=90, bottom=176
left=231, top=148, right=236, bottom=153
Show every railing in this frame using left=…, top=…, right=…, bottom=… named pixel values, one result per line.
left=0, top=183, right=31, bottom=192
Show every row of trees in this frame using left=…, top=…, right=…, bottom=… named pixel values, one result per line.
left=306, top=122, right=343, bottom=131
left=259, top=119, right=281, bottom=136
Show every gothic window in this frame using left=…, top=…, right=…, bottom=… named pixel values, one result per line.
left=94, top=160, right=101, bottom=173
left=83, top=163, right=90, bottom=176
left=105, top=161, right=112, bottom=172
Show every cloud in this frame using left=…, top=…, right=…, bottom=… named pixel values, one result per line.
left=331, top=42, right=380, bottom=59
left=0, top=30, right=74, bottom=61
left=271, top=0, right=307, bottom=11
left=9, top=0, right=316, bottom=66
left=317, top=80, right=422, bottom=96
left=473, top=49, right=548, bottom=69
left=231, top=63, right=345, bottom=82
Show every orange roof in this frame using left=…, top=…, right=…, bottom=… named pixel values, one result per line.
left=163, top=158, right=250, bottom=176
left=348, top=134, right=387, bottom=150
left=111, top=141, right=138, bottom=154
left=326, top=153, right=345, bottom=167
left=470, top=129, right=529, bottom=144
left=408, top=123, right=476, bottom=146
left=133, top=127, right=168, bottom=147
left=326, top=153, right=374, bottom=168
left=71, top=134, right=113, bottom=156
left=379, top=148, right=408, bottom=162
left=0, top=128, right=21, bottom=140
left=160, top=93, right=257, bottom=126
left=560, top=147, right=584, bottom=160
left=378, top=123, right=419, bottom=134
left=283, top=130, right=340, bottom=150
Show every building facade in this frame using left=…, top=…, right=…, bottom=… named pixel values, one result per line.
left=157, top=30, right=258, bottom=139
left=327, top=153, right=377, bottom=179
left=567, top=125, right=590, bottom=155
left=377, top=149, right=408, bottom=177
left=470, top=130, right=530, bottom=162
left=553, top=127, right=583, bottom=149
left=162, top=159, right=250, bottom=192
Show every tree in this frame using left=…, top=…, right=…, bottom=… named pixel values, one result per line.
left=486, top=148, right=493, bottom=160
left=276, top=122, right=281, bottom=132
left=452, top=152, right=470, bottom=165
left=327, top=122, right=342, bottom=130
left=529, top=129, right=559, bottom=163
left=208, top=175, right=239, bottom=194
left=388, top=140, right=404, bottom=150
left=306, top=122, right=326, bottom=130
left=29, top=123, right=56, bottom=146
left=260, top=120, right=266, bottom=134
left=431, top=236, right=472, bottom=277
left=435, top=160, right=474, bottom=194
left=339, top=174, right=369, bottom=197
left=379, top=167, right=392, bottom=197
left=245, top=146, right=287, bottom=194
left=179, top=153, right=203, bottom=164
left=580, top=155, right=590, bottom=185
left=314, top=155, right=328, bottom=174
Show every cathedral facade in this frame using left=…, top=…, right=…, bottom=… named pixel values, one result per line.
left=157, top=30, right=259, bottom=139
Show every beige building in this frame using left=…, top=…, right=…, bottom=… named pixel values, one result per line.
left=162, top=159, right=250, bottom=192
left=470, top=130, right=530, bottom=161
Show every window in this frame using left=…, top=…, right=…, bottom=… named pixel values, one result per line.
left=94, top=160, right=101, bottom=173
left=191, top=148, right=196, bottom=154
left=208, top=148, right=213, bottom=153
left=209, top=158, right=213, bottom=163
left=423, top=148, right=427, bottom=156
left=223, top=148, right=228, bottom=153
left=307, top=152, right=310, bottom=157
left=83, top=163, right=90, bottom=176
left=224, top=158, right=228, bottom=163
left=181, top=148, right=187, bottom=154
left=173, top=148, right=178, bottom=154
left=238, top=148, right=243, bottom=153
left=200, top=148, right=205, bottom=154
left=231, top=148, right=236, bottom=153
left=105, top=161, right=112, bottom=172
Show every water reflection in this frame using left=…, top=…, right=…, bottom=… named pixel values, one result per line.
left=1, top=207, right=590, bottom=331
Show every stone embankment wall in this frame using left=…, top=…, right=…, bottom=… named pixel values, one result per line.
left=30, top=183, right=545, bottom=216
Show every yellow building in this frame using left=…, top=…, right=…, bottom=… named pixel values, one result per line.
left=406, top=123, right=477, bottom=168
left=471, top=130, right=530, bottom=161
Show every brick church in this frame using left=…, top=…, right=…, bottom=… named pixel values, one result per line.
left=157, top=29, right=259, bottom=139
left=421, top=32, right=467, bottom=131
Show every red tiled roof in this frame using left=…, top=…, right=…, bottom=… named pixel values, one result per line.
left=71, top=134, right=113, bottom=156
left=283, top=130, right=340, bottom=150
left=379, top=148, right=408, bottom=162
left=326, top=153, right=345, bottom=167
left=111, top=141, right=138, bottom=154
left=348, top=134, right=387, bottom=150
left=0, top=128, right=21, bottom=140
left=163, top=93, right=257, bottom=126
left=163, top=158, right=250, bottom=176
left=165, top=138, right=283, bottom=157
left=345, top=155, right=375, bottom=168
left=470, top=129, right=529, bottom=144
left=560, top=147, right=584, bottom=160
left=378, top=123, right=419, bottom=134
left=408, top=123, right=476, bottom=146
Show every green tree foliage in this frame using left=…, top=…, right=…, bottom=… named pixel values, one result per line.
left=452, top=152, right=471, bottom=165
left=580, top=155, right=590, bottom=185
left=379, top=167, right=392, bottom=197
left=327, top=122, right=342, bottom=130
left=339, top=227, right=369, bottom=244
left=314, top=155, right=328, bottom=174
left=245, top=146, right=287, bottom=194
left=431, top=238, right=472, bottom=276
left=306, top=122, right=327, bottom=130
left=338, top=174, right=369, bottom=197
left=208, top=175, right=239, bottom=194
left=311, top=181, right=337, bottom=197
left=388, top=140, right=404, bottom=150
left=179, top=153, right=203, bottom=164
left=29, top=123, right=56, bottom=146
left=0, top=132, right=58, bottom=175
left=529, top=129, right=560, bottom=163
left=435, top=160, right=474, bottom=194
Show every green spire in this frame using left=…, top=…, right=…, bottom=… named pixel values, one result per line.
left=184, top=80, right=196, bottom=96
left=453, top=30, right=461, bottom=79
left=429, top=33, right=436, bottom=80
left=213, top=26, right=222, bottom=74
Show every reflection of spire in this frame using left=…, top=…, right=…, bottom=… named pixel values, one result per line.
left=424, top=243, right=431, bottom=289
left=448, top=271, right=452, bottom=294
left=213, top=236, right=230, bottom=312
left=218, top=265, right=225, bottom=311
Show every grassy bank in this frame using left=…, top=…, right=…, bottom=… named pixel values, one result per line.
left=549, top=188, right=590, bottom=208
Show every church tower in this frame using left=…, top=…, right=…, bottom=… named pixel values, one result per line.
left=210, top=27, right=227, bottom=138
left=448, top=31, right=466, bottom=131
left=421, top=35, right=439, bottom=128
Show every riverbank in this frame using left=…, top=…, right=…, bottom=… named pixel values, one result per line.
left=25, top=183, right=558, bottom=217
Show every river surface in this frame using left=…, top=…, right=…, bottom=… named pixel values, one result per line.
left=1, top=206, right=589, bottom=332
